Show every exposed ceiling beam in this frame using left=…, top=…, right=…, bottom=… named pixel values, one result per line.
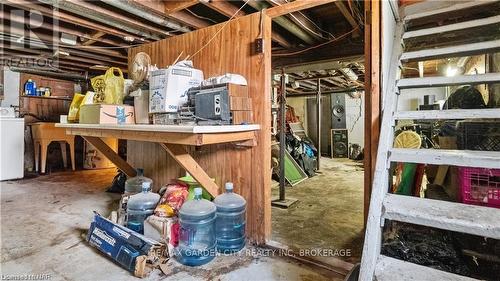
left=247, top=1, right=317, bottom=45
left=274, top=56, right=364, bottom=73
left=1, top=8, right=124, bottom=47
left=334, top=1, right=360, bottom=36
left=265, top=0, right=337, bottom=18
left=4, top=1, right=144, bottom=43
left=82, top=31, right=106, bottom=46
left=1, top=24, right=126, bottom=59
left=169, top=10, right=211, bottom=29
left=164, top=0, right=199, bottom=14
left=100, top=0, right=192, bottom=33
left=38, top=0, right=164, bottom=40
left=267, top=0, right=330, bottom=41
left=201, top=0, right=293, bottom=48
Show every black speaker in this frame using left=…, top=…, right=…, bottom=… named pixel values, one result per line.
left=331, top=129, right=349, bottom=158
left=331, top=93, right=346, bottom=129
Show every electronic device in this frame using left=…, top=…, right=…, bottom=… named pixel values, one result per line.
left=331, top=93, right=346, bottom=129
left=331, top=129, right=349, bottom=158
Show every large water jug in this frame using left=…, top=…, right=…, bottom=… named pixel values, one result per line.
left=125, top=168, right=152, bottom=195
left=176, top=188, right=216, bottom=266
left=126, top=182, right=160, bottom=234
left=213, top=182, right=246, bottom=253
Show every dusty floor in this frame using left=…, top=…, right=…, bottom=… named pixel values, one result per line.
left=0, top=169, right=344, bottom=281
left=271, top=157, right=365, bottom=264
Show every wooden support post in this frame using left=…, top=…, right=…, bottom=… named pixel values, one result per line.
left=159, top=143, right=220, bottom=196
left=316, top=78, right=321, bottom=170
left=82, top=136, right=137, bottom=177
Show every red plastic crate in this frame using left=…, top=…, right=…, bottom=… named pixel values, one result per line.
left=458, top=167, right=500, bottom=208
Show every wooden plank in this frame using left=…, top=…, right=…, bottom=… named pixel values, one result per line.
left=397, top=73, right=500, bottom=89
left=394, top=108, right=500, bottom=120
left=400, top=39, right=500, bottom=62
left=383, top=194, right=500, bottom=239
left=82, top=31, right=106, bottom=46
left=159, top=143, right=220, bottom=196
left=265, top=0, right=336, bottom=18
left=389, top=148, right=500, bottom=169
left=56, top=123, right=260, bottom=133
left=403, top=15, right=500, bottom=40
left=82, top=136, right=137, bottom=177
left=164, top=0, right=199, bottom=14
left=375, top=255, right=478, bottom=281
left=363, top=0, right=381, bottom=227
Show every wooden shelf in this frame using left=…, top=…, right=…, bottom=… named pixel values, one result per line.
left=20, top=95, right=73, bottom=101
left=56, top=123, right=260, bottom=146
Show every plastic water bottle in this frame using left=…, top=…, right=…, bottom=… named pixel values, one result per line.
left=213, top=182, right=246, bottom=253
left=126, top=182, right=160, bottom=234
left=124, top=168, right=152, bottom=195
left=176, top=188, right=216, bottom=266
left=24, top=79, right=35, bottom=96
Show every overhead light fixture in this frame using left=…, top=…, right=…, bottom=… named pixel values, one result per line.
left=124, top=36, right=135, bottom=42
left=446, top=65, right=458, bottom=77
left=60, top=33, right=77, bottom=45
left=291, top=81, right=300, bottom=89
left=53, top=50, right=70, bottom=57
left=16, top=36, right=24, bottom=43
left=90, top=65, right=109, bottom=70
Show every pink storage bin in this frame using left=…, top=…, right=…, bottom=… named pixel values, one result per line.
left=458, top=167, right=500, bottom=208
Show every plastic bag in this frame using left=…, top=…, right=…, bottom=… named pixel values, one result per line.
left=103, top=67, right=125, bottom=104
left=90, top=75, right=106, bottom=104
left=67, top=93, right=85, bottom=123
left=155, top=183, right=189, bottom=217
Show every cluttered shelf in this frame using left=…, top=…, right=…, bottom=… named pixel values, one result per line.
left=56, top=123, right=260, bottom=146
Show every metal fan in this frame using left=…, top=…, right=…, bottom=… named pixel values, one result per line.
left=130, top=52, right=151, bottom=86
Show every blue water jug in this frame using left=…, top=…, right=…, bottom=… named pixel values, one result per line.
left=124, top=168, right=152, bottom=195
left=214, top=182, right=246, bottom=253
left=126, top=182, right=160, bottom=234
left=176, top=187, right=216, bottom=266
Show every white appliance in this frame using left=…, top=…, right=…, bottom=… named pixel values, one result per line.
left=0, top=107, right=24, bottom=180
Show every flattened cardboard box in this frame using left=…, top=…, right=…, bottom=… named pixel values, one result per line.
left=87, top=213, right=167, bottom=278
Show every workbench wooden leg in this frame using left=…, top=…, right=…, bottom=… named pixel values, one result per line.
left=68, top=138, right=75, bottom=171
left=159, top=143, right=220, bottom=196
left=82, top=136, right=137, bottom=177
left=34, top=141, right=40, bottom=172
left=40, top=140, right=49, bottom=174
left=59, top=141, right=68, bottom=169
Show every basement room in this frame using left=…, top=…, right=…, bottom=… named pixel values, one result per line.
left=1, top=1, right=499, bottom=281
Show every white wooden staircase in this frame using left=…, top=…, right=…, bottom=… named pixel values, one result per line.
left=360, top=1, right=500, bottom=280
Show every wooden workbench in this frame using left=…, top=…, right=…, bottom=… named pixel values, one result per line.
left=56, top=123, right=260, bottom=196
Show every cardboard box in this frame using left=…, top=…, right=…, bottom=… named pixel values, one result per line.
left=80, top=104, right=135, bottom=124
left=149, top=63, right=204, bottom=113
left=144, top=215, right=179, bottom=258
left=87, top=213, right=167, bottom=278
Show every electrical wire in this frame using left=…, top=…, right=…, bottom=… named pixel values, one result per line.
left=272, top=26, right=359, bottom=57
left=188, top=0, right=251, bottom=60
left=185, top=8, right=218, bottom=24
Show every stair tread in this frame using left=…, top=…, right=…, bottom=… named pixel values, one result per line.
left=393, top=108, right=500, bottom=120
left=383, top=194, right=500, bottom=239
left=389, top=148, right=500, bottom=169
left=404, top=0, right=498, bottom=22
left=375, top=255, right=478, bottom=281
left=403, top=14, right=500, bottom=40
left=397, top=73, right=500, bottom=89
left=400, top=39, right=500, bottom=62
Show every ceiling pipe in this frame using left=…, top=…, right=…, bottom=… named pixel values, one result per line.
left=101, top=0, right=191, bottom=33
left=37, top=0, right=163, bottom=41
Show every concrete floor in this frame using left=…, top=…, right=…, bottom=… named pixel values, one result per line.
left=271, top=157, right=365, bottom=264
left=0, top=169, right=344, bottom=281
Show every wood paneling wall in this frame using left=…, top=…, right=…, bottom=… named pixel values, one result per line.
left=127, top=13, right=272, bottom=243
